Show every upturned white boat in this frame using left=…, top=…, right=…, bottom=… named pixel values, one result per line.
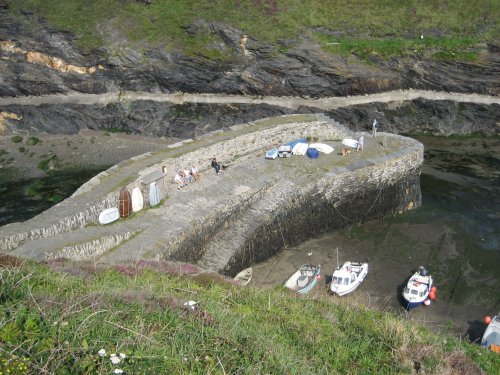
left=233, top=267, right=253, bottom=286
left=329, top=261, right=368, bottom=296
left=402, top=266, right=433, bottom=309
left=284, top=264, right=321, bottom=294
left=481, top=314, right=500, bottom=353
left=98, top=207, right=119, bottom=225
left=341, top=138, right=358, bottom=149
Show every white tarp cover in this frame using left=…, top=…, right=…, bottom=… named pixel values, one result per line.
left=309, top=143, right=334, bottom=154
left=292, top=142, right=308, bottom=155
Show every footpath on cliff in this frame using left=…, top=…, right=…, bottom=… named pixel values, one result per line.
left=0, top=114, right=423, bottom=275
left=1, top=89, right=500, bottom=108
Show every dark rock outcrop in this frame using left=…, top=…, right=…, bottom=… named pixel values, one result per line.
left=1, top=8, right=499, bottom=98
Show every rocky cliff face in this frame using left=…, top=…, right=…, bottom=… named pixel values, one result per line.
left=1, top=7, right=499, bottom=140
left=1, top=8, right=499, bottom=99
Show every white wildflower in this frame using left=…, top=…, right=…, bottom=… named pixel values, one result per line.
left=98, top=349, right=106, bottom=357
left=114, top=369, right=124, bottom=374
left=119, top=353, right=127, bottom=359
left=111, top=356, right=121, bottom=365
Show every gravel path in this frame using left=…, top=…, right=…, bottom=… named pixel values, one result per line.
left=1, top=89, right=499, bottom=108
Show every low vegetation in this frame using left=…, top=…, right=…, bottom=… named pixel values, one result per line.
left=10, top=135, right=23, bottom=143
left=8, top=0, right=499, bottom=60
left=0, top=256, right=498, bottom=374
left=26, top=137, right=40, bottom=146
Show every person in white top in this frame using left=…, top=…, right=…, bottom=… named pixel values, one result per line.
left=191, top=165, right=200, bottom=181
left=356, top=135, right=364, bottom=151
left=183, top=167, right=193, bottom=184
left=372, top=119, right=378, bottom=137
left=174, top=171, right=184, bottom=190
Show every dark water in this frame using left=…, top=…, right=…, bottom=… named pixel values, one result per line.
left=0, top=166, right=109, bottom=226
left=252, top=135, right=500, bottom=337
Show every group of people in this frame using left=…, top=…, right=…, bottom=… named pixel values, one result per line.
left=174, top=166, right=200, bottom=190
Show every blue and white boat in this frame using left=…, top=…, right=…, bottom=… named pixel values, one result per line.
left=284, top=264, right=321, bottom=294
left=402, top=266, right=433, bottom=309
left=265, top=148, right=278, bottom=159
left=481, top=314, right=500, bottom=352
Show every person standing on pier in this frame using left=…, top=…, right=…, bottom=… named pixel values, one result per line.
left=356, top=135, right=364, bottom=151
left=372, top=119, right=378, bottom=137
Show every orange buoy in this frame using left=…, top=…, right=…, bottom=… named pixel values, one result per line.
left=430, top=286, right=437, bottom=293
left=484, top=316, right=492, bottom=324
left=429, top=291, right=436, bottom=300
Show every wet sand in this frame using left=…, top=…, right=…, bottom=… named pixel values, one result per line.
left=0, top=130, right=178, bottom=179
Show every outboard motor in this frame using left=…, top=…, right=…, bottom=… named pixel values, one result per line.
left=419, top=266, right=428, bottom=276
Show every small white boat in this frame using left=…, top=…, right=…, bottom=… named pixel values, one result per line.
left=329, top=261, right=368, bottom=296
left=481, top=314, right=500, bottom=352
left=277, top=145, right=293, bottom=158
left=233, top=267, right=253, bottom=286
left=291, top=142, right=308, bottom=156
left=98, top=207, right=119, bottom=225
left=341, top=138, right=358, bottom=149
left=402, top=266, right=433, bottom=309
left=284, top=264, right=321, bottom=294
left=265, top=148, right=278, bottom=160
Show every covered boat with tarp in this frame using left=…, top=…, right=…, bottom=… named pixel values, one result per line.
left=306, top=147, right=319, bottom=159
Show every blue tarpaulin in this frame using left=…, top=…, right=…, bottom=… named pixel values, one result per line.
left=306, top=148, right=319, bottom=159
left=286, top=138, right=308, bottom=149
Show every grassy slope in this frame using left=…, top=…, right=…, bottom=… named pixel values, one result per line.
left=8, top=0, right=500, bottom=60
left=1, top=258, right=499, bottom=374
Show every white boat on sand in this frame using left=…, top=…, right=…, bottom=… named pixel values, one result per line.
left=285, top=264, right=321, bottom=294
left=402, top=266, right=433, bottom=309
left=233, top=267, right=253, bottom=286
left=329, top=261, right=368, bottom=296
left=481, top=314, right=500, bottom=353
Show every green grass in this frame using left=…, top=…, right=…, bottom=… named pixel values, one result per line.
left=316, top=34, right=480, bottom=61
left=9, top=0, right=499, bottom=60
left=1, top=257, right=498, bottom=374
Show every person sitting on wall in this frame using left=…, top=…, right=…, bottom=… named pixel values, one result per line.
left=191, top=165, right=200, bottom=181
left=211, top=157, right=221, bottom=174
left=183, top=167, right=193, bottom=184
left=174, top=171, right=185, bottom=190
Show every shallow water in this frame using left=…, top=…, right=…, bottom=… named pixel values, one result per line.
left=0, top=166, right=109, bottom=226
left=251, top=136, right=500, bottom=338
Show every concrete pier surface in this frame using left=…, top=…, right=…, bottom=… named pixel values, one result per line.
left=0, top=114, right=423, bottom=275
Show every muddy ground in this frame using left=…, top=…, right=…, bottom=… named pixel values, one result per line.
left=0, top=130, right=178, bottom=179
left=252, top=136, right=500, bottom=340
